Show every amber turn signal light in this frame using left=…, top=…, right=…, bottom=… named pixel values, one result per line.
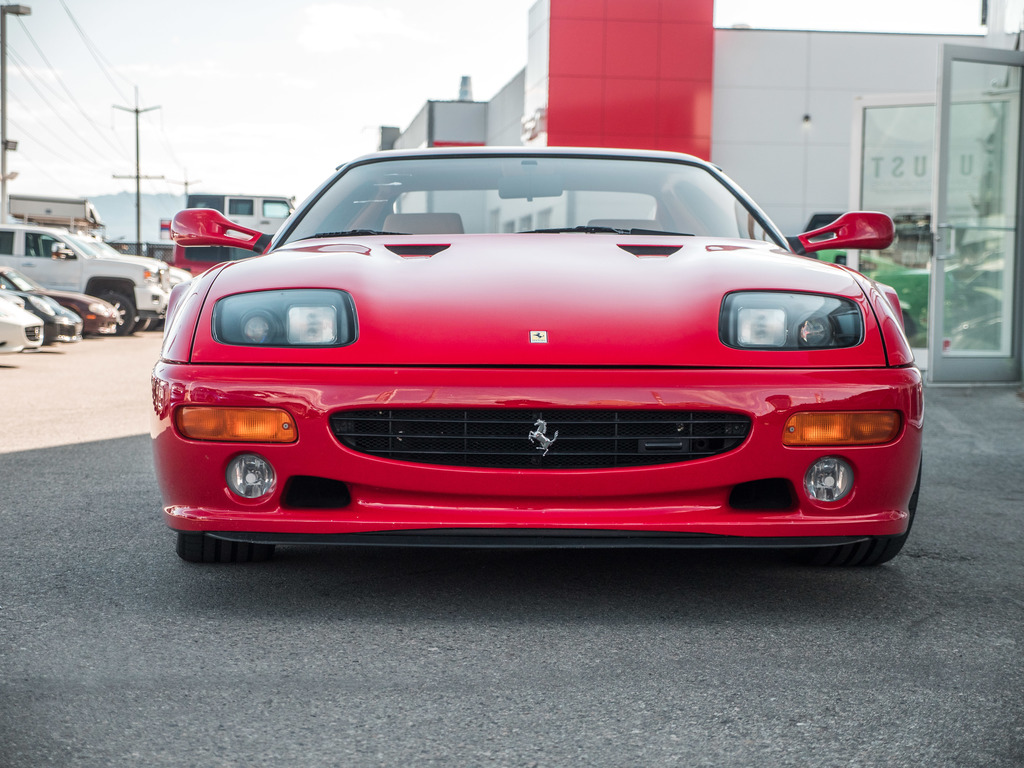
left=783, top=411, right=900, bottom=446
left=176, top=407, right=297, bottom=443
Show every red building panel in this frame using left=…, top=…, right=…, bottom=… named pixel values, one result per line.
left=548, top=18, right=606, bottom=77
left=659, top=22, right=715, bottom=81
left=544, top=0, right=715, bottom=159
left=604, top=0, right=661, bottom=22
left=604, top=21, right=660, bottom=78
left=657, top=79, right=713, bottom=138
left=604, top=78, right=659, bottom=135
left=547, top=76, right=606, bottom=136
left=549, top=0, right=609, bottom=19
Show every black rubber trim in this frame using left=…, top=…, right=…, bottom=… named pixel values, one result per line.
left=202, top=529, right=875, bottom=550
left=253, top=233, right=274, bottom=253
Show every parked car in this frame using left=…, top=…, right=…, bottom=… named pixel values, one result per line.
left=154, top=147, right=922, bottom=567
left=0, top=293, right=44, bottom=353
left=0, top=266, right=118, bottom=336
left=0, top=285, right=81, bottom=344
left=0, top=223, right=170, bottom=335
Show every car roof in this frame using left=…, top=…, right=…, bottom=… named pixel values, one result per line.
left=0, top=222, right=76, bottom=235
left=336, top=145, right=712, bottom=171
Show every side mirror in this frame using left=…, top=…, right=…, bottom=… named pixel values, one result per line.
left=171, top=208, right=272, bottom=254
left=797, top=212, right=894, bottom=254
left=51, top=243, right=77, bottom=260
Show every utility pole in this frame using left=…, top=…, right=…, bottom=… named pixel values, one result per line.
left=167, top=169, right=201, bottom=208
left=1, top=4, right=31, bottom=224
left=113, top=87, right=162, bottom=252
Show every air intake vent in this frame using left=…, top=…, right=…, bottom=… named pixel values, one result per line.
left=330, top=409, right=750, bottom=469
left=617, top=244, right=682, bottom=257
left=385, top=244, right=451, bottom=257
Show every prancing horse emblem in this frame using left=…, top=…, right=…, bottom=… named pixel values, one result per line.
left=528, top=419, right=558, bottom=455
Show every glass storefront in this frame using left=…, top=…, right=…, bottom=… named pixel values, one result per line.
left=939, top=60, right=1019, bottom=357
left=859, top=103, right=935, bottom=349
left=855, top=46, right=1023, bottom=382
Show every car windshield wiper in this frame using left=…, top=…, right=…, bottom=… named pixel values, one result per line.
left=523, top=226, right=625, bottom=234
left=627, top=228, right=694, bottom=237
left=521, top=226, right=693, bottom=236
left=311, top=229, right=408, bottom=238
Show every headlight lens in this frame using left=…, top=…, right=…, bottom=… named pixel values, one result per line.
left=212, top=289, right=357, bottom=347
left=226, top=453, right=276, bottom=499
left=720, top=292, right=863, bottom=350
left=28, top=295, right=56, bottom=316
left=804, top=457, right=854, bottom=502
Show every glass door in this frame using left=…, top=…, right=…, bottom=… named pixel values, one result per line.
left=930, top=45, right=1024, bottom=383
left=855, top=95, right=936, bottom=358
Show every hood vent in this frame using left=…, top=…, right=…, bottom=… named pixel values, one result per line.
left=617, top=244, right=682, bottom=258
left=385, top=244, right=451, bottom=258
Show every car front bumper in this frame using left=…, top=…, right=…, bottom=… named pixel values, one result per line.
left=151, top=365, right=923, bottom=542
left=135, top=284, right=169, bottom=320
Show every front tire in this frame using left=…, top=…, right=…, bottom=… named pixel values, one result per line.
left=801, top=462, right=921, bottom=567
left=176, top=532, right=275, bottom=563
left=98, top=290, right=138, bottom=336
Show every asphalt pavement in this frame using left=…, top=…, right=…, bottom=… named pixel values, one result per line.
left=1, top=335, right=1022, bottom=767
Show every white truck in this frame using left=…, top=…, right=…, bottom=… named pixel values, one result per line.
left=8, top=194, right=104, bottom=234
left=0, top=222, right=170, bottom=335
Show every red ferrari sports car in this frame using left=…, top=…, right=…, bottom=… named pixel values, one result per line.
left=153, top=148, right=922, bottom=566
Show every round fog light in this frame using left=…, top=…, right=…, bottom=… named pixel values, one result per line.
left=227, top=453, right=276, bottom=499
left=804, top=457, right=853, bottom=502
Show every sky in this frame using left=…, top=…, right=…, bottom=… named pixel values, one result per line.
left=1, top=0, right=997, bottom=209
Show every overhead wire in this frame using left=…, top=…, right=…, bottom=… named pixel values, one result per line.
left=6, top=48, right=126, bottom=167
left=7, top=149, right=74, bottom=193
left=6, top=0, right=188, bottom=208
left=58, top=0, right=189, bottom=191
left=5, top=107, right=80, bottom=167
left=56, top=0, right=133, bottom=105
left=12, top=18, right=130, bottom=161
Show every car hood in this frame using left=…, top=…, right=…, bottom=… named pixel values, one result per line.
left=182, top=234, right=888, bottom=368
left=86, top=250, right=167, bottom=271
left=33, top=287, right=100, bottom=306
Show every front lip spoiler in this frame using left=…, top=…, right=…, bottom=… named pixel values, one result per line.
left=203, top=529, right=875, bottom=550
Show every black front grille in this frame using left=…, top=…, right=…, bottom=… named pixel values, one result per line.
left=330, top=409, right=751, bottom=469
left=25, top=326, right=42, bottom=342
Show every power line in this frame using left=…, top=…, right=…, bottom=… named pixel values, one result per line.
left=6, top=112, right=79, bottom=166
left=53, top=2, right=188, bottom=187
left=57, top=0, right=132, bottom=104
left=10, top=150, right=75, bottom=193
left=7, top=45, right=128, bottom=163
left=13, top=16, right=130, bottom=161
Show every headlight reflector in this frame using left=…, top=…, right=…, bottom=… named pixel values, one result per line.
left=213, top=289, right=356, bottom=347
left=737, top=307, right=786, bottom=347
left=721, top=292, right=862, bottom=350
left=287, top=304, right=337, bottom=345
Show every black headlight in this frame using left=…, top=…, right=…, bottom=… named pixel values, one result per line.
left=720, top=291, right=863, bottom=350
left=212, top=289, right=357, bottom=347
